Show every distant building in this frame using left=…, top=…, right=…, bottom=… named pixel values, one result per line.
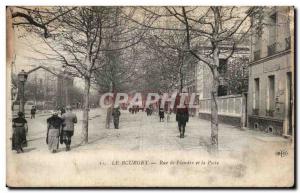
left=56, top=71, right=74, bottom=108
left=184, top=43, right=250, bottom=120
left=247, top=7, right=294, bottom=137
left=190, top=46, right=249, bottom=100
left=23, top=67, right=75, bottom=110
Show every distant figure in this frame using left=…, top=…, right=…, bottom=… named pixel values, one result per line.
left=176, top=105, right=189, bottom=138
left=112, top=107, right=121, bottom=129
left=106, top=106, right=113, bottom=129
left=12, top=112, right=28, bottom=153
left=46, top=111, right=63, bottom=153
left=146, top=107, right=151, bottom=116
left=30, top=106, right=36, bottom=119
left=159, top=108, right=165, bottom=122
left=60, top=106, right=66, bottom=116
left=149, top=105, right=153, bottom=116
left=61, top=106, right=77, bottom=151
left=166, top=110, right=171, bottom=122
left=134, top=106, right=138, bottom=114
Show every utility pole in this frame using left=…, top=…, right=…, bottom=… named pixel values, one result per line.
left=17, top=70, right=28, bottom=113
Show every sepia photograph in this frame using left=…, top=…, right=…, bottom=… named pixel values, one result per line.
left=5, top=5, right=295, bottom=188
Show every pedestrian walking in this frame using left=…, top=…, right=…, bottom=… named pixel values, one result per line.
left=12, top=112, right=28, bottom=153
left=30, top=106, right=36, bottom=119
left=166, top=110, right=171, bottom=122
left=176, top=105, right=189, bottom=138
left=106, top=106, right=113, bottom=129
left=46, top=111, right=63, bottom=153
left=149, top=105, right=153, bottom=116
left=61, top=106, right=77, bottom=151
left=112, top=107, right=121, bottom=129
left=60, top=106, right=66, bottom=116
left=159, top=107, right=165, bottom=122
left=146, top=107, right=150, bottom=116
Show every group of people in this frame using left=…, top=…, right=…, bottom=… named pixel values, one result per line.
left=12, top=105, right=78, bottom=154
left=12, top=103, right=190, bottom=154
left=46, top=105, right=77, bottom=153
left=129, top=106, right=140, bottom=114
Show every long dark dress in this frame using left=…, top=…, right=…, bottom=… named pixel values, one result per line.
left=12, top=117, right=27, bottom=151
left=47, top=115, right=63, bottom=152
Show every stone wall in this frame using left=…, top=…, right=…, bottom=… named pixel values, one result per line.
left=198, top=113, right=241, bottom=127
left=248, top=115, right=284, bottom=135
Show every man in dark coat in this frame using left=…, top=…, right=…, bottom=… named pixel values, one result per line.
left=46, top=111, right=63, bottom=153
left=30, top=106, right=36, bottom=119
left=112, top=107, right=121, bottom=129
left=12, top=112, right=28, bottom=153
left=176, top=105, right=189, bottom=138
left=159, top=108, right=165, bottom=122
left=61, top=106, right=77, bottom=151
left=146, top=107, right=150, bottom=116
left=60, top=106, right=66, bottom=116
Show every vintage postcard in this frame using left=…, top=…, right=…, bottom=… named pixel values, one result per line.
left=6, top=6, right=295, bottom=187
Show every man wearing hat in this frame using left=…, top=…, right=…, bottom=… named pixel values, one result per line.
left=112, top=106, right=121, bottom=129
left=61, top=105, right=77, bottom=151
left=46, top=110, right=63, bottom=153
left=176, top=103, right=189, bottom=138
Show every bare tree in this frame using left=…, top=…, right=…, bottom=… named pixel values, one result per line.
left=10, top=6, right=76, bottom=38
left=141, top=32, right=195, bottom=93
left=37, top=7, right=149, bottom=143
left=126, top=6, right=259, bottom=150
left=167, top=6, right=258, bottom=150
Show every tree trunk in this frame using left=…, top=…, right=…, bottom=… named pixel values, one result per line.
left=211, top=45, right=220, bottom=150
left=179, top=53, right=184, bottom=93
left=105, top=81, right=113, bottom=129
left=211, top=69, right=219, bottom=150
left=81, top=77, right=90, bottom=144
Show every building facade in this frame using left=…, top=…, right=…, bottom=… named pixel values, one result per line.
left=193, top=48, right=250, bottom=100
left=247, top=7, right=294, bottom=137
left=185, top=45, right=250, bottom=122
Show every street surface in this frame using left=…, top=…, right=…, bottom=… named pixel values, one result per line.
left=7, top=108, right=294, bottom=187
left=19, top=108, right=290, bottom=152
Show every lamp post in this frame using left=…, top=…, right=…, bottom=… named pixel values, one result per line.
left=17, top=70, right=28, bottom=113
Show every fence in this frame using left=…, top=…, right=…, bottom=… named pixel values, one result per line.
left=198, top=94, right=247, bottom=127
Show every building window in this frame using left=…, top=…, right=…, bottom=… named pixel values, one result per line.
left=285, top=36, right=291, bottom=50
left=218, top=59, right=227, bottom=74
left=217, top=59, right=228, bottom=96
left=254, top=50, right=261, bottom=61
left=268, top=12, right=277, bottom=56
left=266, top=75, right=275, bottom=117
left=253, top=78, right=260, bottom=115
left=253, top=33, right=262, bottom=60
left=218, top=85, right=227, bottom=97
left=253, top=14, right=262, bottom=61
